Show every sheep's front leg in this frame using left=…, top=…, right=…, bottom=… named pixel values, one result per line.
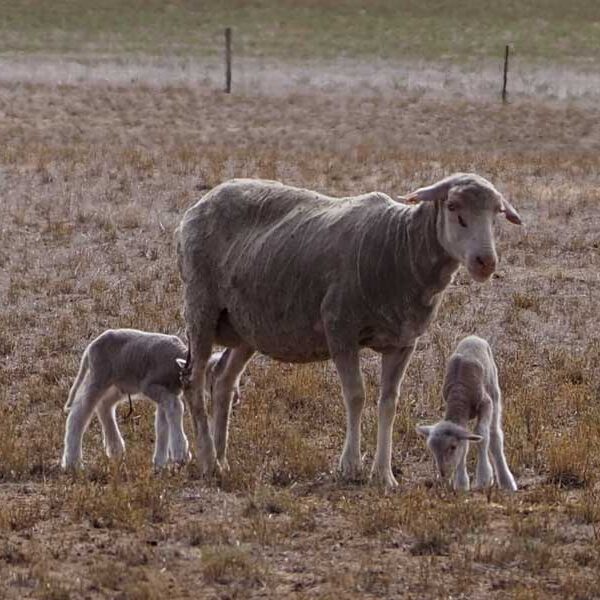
left=331, top=351, right=365, bottom=481
left=473, top=396, right=493, bottom=489
left=371, top=345, right=415, bottom=488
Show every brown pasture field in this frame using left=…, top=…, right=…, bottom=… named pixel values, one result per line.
left=0, top=63, right=599, bottom=599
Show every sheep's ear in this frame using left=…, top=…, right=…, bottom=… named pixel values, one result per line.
left=175, top=358, right=187, bottom=371
left=405, top=175, right=465, bottom=204
left=500, top=195, right=522, bottom=225
left=416, top=425, right=433, bottom=438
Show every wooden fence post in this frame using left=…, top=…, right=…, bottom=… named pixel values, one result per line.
left=225, top=27, right=232, bottom=93
left=502, top=44, right=510, bottom=103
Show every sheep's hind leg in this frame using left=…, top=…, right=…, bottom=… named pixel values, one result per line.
left=211, top=345, right=255, bottom=470
left=371, top=345, right=415, bottom=489
left=182, top=300, right=220, bottom=477
left=95, top=387, right=126, bottom=461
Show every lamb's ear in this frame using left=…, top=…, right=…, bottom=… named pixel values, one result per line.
left=416, top=425, right=433, bottom=438
left=456, top=428, right=483, bottom=443
left=500, top=195, right=522, bottom=225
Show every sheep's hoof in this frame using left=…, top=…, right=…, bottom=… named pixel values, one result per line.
left=370, top=465, right=399, bottom=489
left=338, top=455, right=364, bottom=483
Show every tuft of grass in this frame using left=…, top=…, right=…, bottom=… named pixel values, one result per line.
left=201, top=545, right=268, bottom=587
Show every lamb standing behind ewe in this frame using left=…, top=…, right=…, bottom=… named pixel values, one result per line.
left=176, top=173, right=522, bottom=487
left=417, top=335, right=517, bottom=491
left=61, top=329, right=238, bottom=470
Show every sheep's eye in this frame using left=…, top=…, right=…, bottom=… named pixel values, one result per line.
left=447, top=203, right=456, bottom=212
left=458, top=215, right=467, bottom=228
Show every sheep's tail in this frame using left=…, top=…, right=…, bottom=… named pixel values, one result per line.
left=64, top=350, right=89, bottom=413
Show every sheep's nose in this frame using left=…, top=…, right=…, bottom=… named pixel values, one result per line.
left=476, top=254, right=497, bottom=274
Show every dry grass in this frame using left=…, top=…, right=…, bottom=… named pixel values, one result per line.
left=0, top=46, right=599, bottom=599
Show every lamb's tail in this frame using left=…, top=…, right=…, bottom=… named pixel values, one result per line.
left=64, top=351, right=89, bottom=413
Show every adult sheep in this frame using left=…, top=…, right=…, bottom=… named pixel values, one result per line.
left=176, top=173, right=522, bottom=487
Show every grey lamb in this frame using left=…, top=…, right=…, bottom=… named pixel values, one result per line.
left=417, top=335, right=517, bottom=492
left=176, top=173, right=522, bottom=487
left=62, top=329, right=236, bottom=470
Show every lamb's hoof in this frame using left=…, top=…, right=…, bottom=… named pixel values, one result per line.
left=473, top=477, right=493, bottom=491
left=499, top=479, right=518, bottom=493
left=453, top=482, right=471, bottom=492
left=61, top=458, right=83, bottom=473
left=370, top=464, right=399, bottom=489
left=199, top=456, right=222, bottom=480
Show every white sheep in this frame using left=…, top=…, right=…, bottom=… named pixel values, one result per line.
left=176, top=173, right=522, bottom=486
left=61, top=329, right=236, bottom=470
left=416, top=335, right=517, bottom=491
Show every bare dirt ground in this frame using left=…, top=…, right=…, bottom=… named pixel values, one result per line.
left=0, top=59, right=599, bottom=599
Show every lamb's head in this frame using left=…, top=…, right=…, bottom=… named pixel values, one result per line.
left=406, top=173, right=522, bottom=282
left=416, top=421, right=483, bottom=481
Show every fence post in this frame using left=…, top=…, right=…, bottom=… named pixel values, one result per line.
left=502, top=44, right=509, bottom=103
left=225, top=27, right=232, bottom=93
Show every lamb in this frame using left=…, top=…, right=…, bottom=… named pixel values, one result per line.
left=61, top=329, right=232, bottom=470
left=416, top=335, right=517, bottom=491
left=176, top=173, right=522, bottom=487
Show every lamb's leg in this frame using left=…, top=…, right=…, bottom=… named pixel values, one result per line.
left=143, top=385, right=189, bottom=468
left=474, top=397, right=494, bottom=489
left=489, top=426, right=517, bottom=491
left=331, top=351, right=365, bottom=481
left=61, top=378, right=107, bottom=470
left=153, top=404, right=170, bottom=469
left=211, top=345, right=254, bottom=469
left=163, top=395, right=190, bottom=466
left=95, top=387, right=125, bottom=460
left=453, top=442, right=470, bottom=491
left=371, top=345, right=415, bottom=488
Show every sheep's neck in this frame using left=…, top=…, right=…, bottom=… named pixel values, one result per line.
left=402, top=201, right=459, bottom=305
left=444, top=386, right=474, bottom=426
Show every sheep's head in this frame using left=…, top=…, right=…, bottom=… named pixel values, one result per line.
left=406, top=173, right=522, bottom=282
left=416, top=421, right=482, bottom=481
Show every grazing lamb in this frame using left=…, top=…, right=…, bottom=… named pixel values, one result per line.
left=62, top=329, right=194, bottom=470
left=416, top=335, right=517, bottom=491
left=176, top=173, right=522, bottom=487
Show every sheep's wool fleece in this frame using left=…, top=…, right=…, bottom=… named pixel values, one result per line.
left=178, top=179, right=454, bottom=362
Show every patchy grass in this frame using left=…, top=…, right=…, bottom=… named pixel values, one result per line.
left=0, top=43, right=599, bottom=599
